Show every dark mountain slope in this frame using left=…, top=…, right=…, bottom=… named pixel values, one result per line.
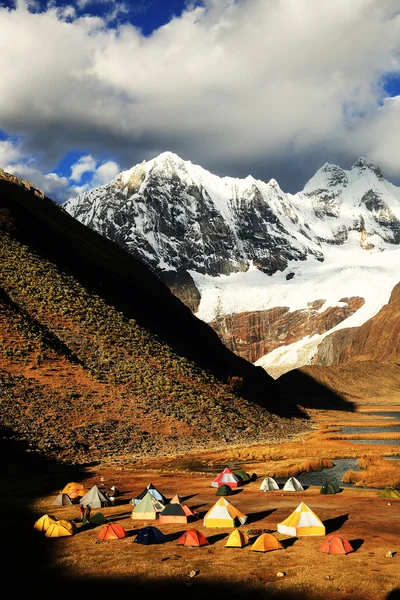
left=0, top=178, right=306, bottom=465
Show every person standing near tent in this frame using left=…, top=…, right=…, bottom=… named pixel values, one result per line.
left=84, top=504, right=91, bottom=520
left=79, top=504, right=85, bottom=521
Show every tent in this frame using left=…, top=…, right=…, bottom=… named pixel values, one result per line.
left=131, top=491, right=165, bottom=521
left=283, top=477, right=304, bottom=492
left=259, top=476, right=279, bottom=492
left=320, top=481, right=341, bottom=495
left=378, top=487, right=400, bottom=499
left=80, top=485, right=111, bottom=508
left=216, top=484, right=234, bottom=496
left=177, top=529, right=209, bottom=547
left=319, top=534, right=354, bottom=555
left=134, top=526, right=167, bottom=545
left=234, top=471, right=251, bottom=484
left=53, top=493, right=73, bottom=506
left=131, top=483, right=167, bottom=506
left=81, top=512, right=108, bottom=529
left=204, top=497, right=247, bottom=528
left=211, top=467, right=242, bottom=489
left=98, top=523, right=127, bottom=540
left=250, top=533, right=284, bottom=552
left=225, top=529, right=249, bottom=548
left=158, top=494, right=198, bottom=524
left=45, top=519, right=77, bottom=538
left=60, top=482, right=88, bottom=499
left=34, top=514, right=58, bottom=533
left=277, top=502, right=325, bottom=536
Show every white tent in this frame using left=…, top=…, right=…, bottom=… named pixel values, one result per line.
left=80, top=485, right=111, bottom=508
left=204, top=497, right=247, bottom=528
left=283, top=477, right=304, bottom=491
left=277, top=502, right=325, bottom=536
left=259, top=476, right=279, bottom=491
left=53, top=493, right=73, bottom=506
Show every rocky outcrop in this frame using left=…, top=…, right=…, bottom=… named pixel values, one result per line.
left=312, top=282, right=400, bottom=365
left=210, top=297, right=365, bottom=363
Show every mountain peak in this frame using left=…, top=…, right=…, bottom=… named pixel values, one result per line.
left=351, top=157, right=383, bottom=178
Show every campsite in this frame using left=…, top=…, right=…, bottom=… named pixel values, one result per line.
left=10, top=404, right=398, bottom=600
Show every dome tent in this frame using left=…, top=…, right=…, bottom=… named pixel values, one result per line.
left=34, top=514, right=58, bottom=533
left=319, top=534, right=354, bottom=554
left=320, top=481, right=341, bottom=494
left=250, top=533, right=284, bottom=552
left=225, top=529, right=249, bottom=548
left=98, top=522, right=127, bottom=540
left=216, top=484, right=234, bottom=496
left=134, top=526, right=167, bottom=545
left=177, top=529, right=209, bottom=547
left=259, top=476, right=279, bottom=491
left=45, top=519, right=77, bottom=538
left=282, top=477, right=304, bottom=492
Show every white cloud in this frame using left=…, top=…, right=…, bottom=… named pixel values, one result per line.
left=0, top=0, right=399, bottom=191
left=0, top=139, right=22, bottom=166
left=94, top=160, right=120, bottom=184
left=70, top=154, right=97, bottom=181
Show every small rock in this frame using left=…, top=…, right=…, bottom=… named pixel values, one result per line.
left=190, top=570, right=198, bottom=578
left=385, top=551, right=394, bottom=558
left=276, top=572, right=286, bottom=578
left=326, top=575, right=331, bottom=580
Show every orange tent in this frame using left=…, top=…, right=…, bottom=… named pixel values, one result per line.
left=34, top=514, right=58, bottom=533
left=250, top=533, right=284, bottom=552
left=60, top=482, right=89, bottom=499
left=319, top=534, right=354, bottom=555
left=98, top=522, right=127, bottom=540
left=177, top=529, right=209, bottom=547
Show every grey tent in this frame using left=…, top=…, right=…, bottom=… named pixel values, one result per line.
left=283, top=477, right=304, bottom=491
left=53, top=493, right=73, bottom=506
left=259, top=476, right=279, bottom=491
left=80, top=485, right=111, bottom=508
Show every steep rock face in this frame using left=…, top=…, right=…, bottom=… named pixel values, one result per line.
left=312, top=282, right=400, bottom=365
left=210, top=297, right=365, bottom=364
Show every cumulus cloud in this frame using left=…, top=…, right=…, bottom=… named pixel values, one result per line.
left=69, top=153, right=120, bottom=188
left=0, top=0, right=399, bottom=193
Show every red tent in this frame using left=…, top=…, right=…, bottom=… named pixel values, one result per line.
left=177, top=529, right=209, bottom=547
left=211, top=467, right=242, bottom=489
left=319, top=534, right=353, bottom=555
left=98, top=522, right=127, bottom=540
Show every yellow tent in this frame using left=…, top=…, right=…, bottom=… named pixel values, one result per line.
left=277, top=502, right=325, bottom=536
left=203, top=497, right=247, bottom=528
left=250, top=533, right=284, bottom=552
left=225, top=529, right=249, bottom=548
left=60, top=482, right=89, bottom=499
left=34, top=514, right=58, bottom=533
left=45, top=519, right=77, bottom=538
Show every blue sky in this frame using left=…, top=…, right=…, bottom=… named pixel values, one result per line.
left=0, top=0, right=399, bottom=202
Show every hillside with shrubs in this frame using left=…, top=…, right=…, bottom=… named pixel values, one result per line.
left=0, top=177, right=307, bottom=465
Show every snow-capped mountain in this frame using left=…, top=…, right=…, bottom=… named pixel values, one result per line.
left=63, top=152, right=400, bottom=373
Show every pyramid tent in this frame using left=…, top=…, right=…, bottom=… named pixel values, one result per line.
left=80, top=485, right=111, bottom=508
left=259, top=476, right=279, bottom=491
left=131, top=491, right=165, bottom=520
left=98, top=522, right=127, bottom=540
left=320, top=481, right=341, bottom=495
left=283, top=477, right=304, bottom=491
left=204, top=496, right=247, bottom=528
left=277, top=502, right=325, bottom=536
left=216, top=484, right=234, bottom=496
left=134, top=526, right=167, bottom=545
left=34, top=514, right=58, bottom=533
left=177, top=529, right=209, bottom=547
left=211, top=467, right=242, bottom=489
left=53, top=493, right=73, bottom=506
left=45, top=519, right=77, bottom=538
left=225, top=529, right=249, bottom=548
left=378, top=487, right=400, bottom=499
left=131, top=483, right=167, bottom=506
left=159, top=494, right=198, bottom=524
left=250, top=533, right=284, bottom=552
left=81, top=512, right=108, bottom=529
left=60, top=482, right=88, bottom=499
left=319, top=534, right=354, bottom=555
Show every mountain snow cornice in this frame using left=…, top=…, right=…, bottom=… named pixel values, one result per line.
left=64, top=152, right=400, bottom=281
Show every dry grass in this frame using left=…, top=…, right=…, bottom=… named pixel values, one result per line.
left=342, top=455, right=400, bottom=488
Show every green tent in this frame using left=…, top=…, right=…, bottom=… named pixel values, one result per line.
left=378, top=487, right=400, bottom=499
left=216, top=484, right=234, bottom=496
left=80, top=512, right=108, bottom=529
left=320, top=481, right=341, bottom=494
left=234, top=471, right=251, bottom=483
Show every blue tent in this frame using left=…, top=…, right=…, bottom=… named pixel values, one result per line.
left=134, top=526, right=167, bottom=545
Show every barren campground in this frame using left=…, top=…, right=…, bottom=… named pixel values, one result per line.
left=5, top=401, right=400, bottom=600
